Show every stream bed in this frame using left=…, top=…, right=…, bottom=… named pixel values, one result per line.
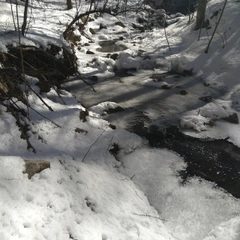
left=63, top=70, right=240, bottom=198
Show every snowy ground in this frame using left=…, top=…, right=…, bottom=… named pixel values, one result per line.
left=0, top=0, right=240, bottom=239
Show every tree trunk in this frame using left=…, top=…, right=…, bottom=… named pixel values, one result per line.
left=67, top=0, right=73, bottom=10
left=195, top=0, right=207, bottom=30
left=21, top=0, right=29, bottom=35
left=205, top=0, right=228, bottom=53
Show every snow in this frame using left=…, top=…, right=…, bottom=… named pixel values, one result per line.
left=89, top=101, right=123, bottom=115
left=119, top=148, right=240, bottom=240
left=1, top=0, right=240, bottom=239
left=115, top=51, right=141, bottom=70
left=1, top=157, right=174, bottom=240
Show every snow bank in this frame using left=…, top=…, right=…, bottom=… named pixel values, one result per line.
left=0, top=157, right=174, bottom=240
left=115, top=52, right=141, bottom=70
left=120, top=148, right=240, bottom=240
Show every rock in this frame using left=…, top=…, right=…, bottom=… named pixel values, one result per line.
left=182, top=68, right=193, bottom=76
left=86, top=50, right=94, bottom=54
left=132, top=23, right=145, bottom=32
left=137, top=17, right=148, bottom=24
left=105, top=106, right=125, bottom=114
left=99, top=23, right=107, bottom=30
left=179, top=90, right=188, bottom=95
left=223, top=112, right=239, bottom=124
left=80, top=109, right=89, bottom=122
left=97, top=40, right=127, bottom=52
left=150, top=72, right=167, bottom=81
left=109, top=124, right=116, bottom=129
left=91, top=75, right=98, bottom=81
left=75, top=127, right=88, bottom=134
left=109, top=143, right=120, bottom=161
left=23, top=160, right=50, bottom=179
left=207, top=119, right=215, bottom=127
left=161, top=83, right=171, bottom=89
left=110, top=53, right=118, bottom=60
left=89, top=28, right=96, bottom=34
left=199, top=96, right=213, bottom=102
left=115, top=21, right=125, bottom=28
left=153, top=78, right=163, bottom=82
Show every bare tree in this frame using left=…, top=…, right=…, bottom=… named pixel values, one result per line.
left=21, top=0, right=29, bottom=35
left=195, top=0, right=208, bottom=30
left=205, top=0, right=228, bottom=53
left=63, top=0, right=145, bottom=39
left=63, top=0, right=116, bottom=38
left=67, top=0, right=73, bottom=10
left=9, top=0, right=17, bottom=31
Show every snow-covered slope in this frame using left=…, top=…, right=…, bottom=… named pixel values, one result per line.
left=0, top=0, right=240, bottom=240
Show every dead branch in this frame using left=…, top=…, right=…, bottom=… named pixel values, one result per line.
left=75, top=70, right=96, bottom=92
left=25, top=80, right=54, bottom=111
left=82, top=127, right=107, bottom=162
left=133, top=213, right=165, bottom=221
left=28, top=105, right=61, bottom=128
left=63, top=9, right=113, bottom=39
left=205, top=0, right=228, bottom=53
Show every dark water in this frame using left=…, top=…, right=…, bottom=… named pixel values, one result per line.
left=133, top=125, right=240, bottom=198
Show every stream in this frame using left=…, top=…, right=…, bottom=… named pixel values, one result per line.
left=63, top=69, right=240, bottom=198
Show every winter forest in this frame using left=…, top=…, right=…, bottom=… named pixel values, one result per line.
left=0, top=0, right=240, bottom=239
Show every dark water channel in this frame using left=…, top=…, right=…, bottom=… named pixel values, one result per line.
left=134, top=125, right=240, bottom=198
left=64, top=72, right=240, bottom=198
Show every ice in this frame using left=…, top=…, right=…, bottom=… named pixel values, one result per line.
left=120, top=148, right=240, bottom=240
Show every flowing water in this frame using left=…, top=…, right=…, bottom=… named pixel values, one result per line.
left=63, top=70, right=240, bottom=198
left=63, top=70, right=221, bottom=130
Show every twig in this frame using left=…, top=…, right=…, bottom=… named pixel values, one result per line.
left=82, top=127, right=107, bottom=162
left=216, top=31, right=225, bottom=48
left=223, top=29, right=228, bottom=46
left=25, top=80, right=54, bottom=111
left=9, top=98, right=30, bottom=119
left=133, top=213, right=165, bottom=221
left=197, top=19, right=204, bottom=41
left=163, top=18, right=171, bottom=52
left=205, top=0, right=228, bottom=53
left=130, top=174, right=136, bottom=180
left=75, top=70, right=96, bottom=92
left=16, top=0, right=30, bottom=118
left=28, top=106, right=61, bottom=128
left=53, top=86, right=66, bottom=105
left=83, top=0, right=94, bottom=26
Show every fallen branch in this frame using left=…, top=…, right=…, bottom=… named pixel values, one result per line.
left=75, top=70, right=96, bottom=92
left=25, top=80, right=54, bottom=111
left=53, top=86, right=66, bottom=105
left=205, top=0, right=228, bottom=53
left=28, top=105, right=61, bottom=128
left=82, top=127, right=107, bottom=162
left=133, top=213, right=165, bottom=221
left=163, top=18, right=171, bottom=52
